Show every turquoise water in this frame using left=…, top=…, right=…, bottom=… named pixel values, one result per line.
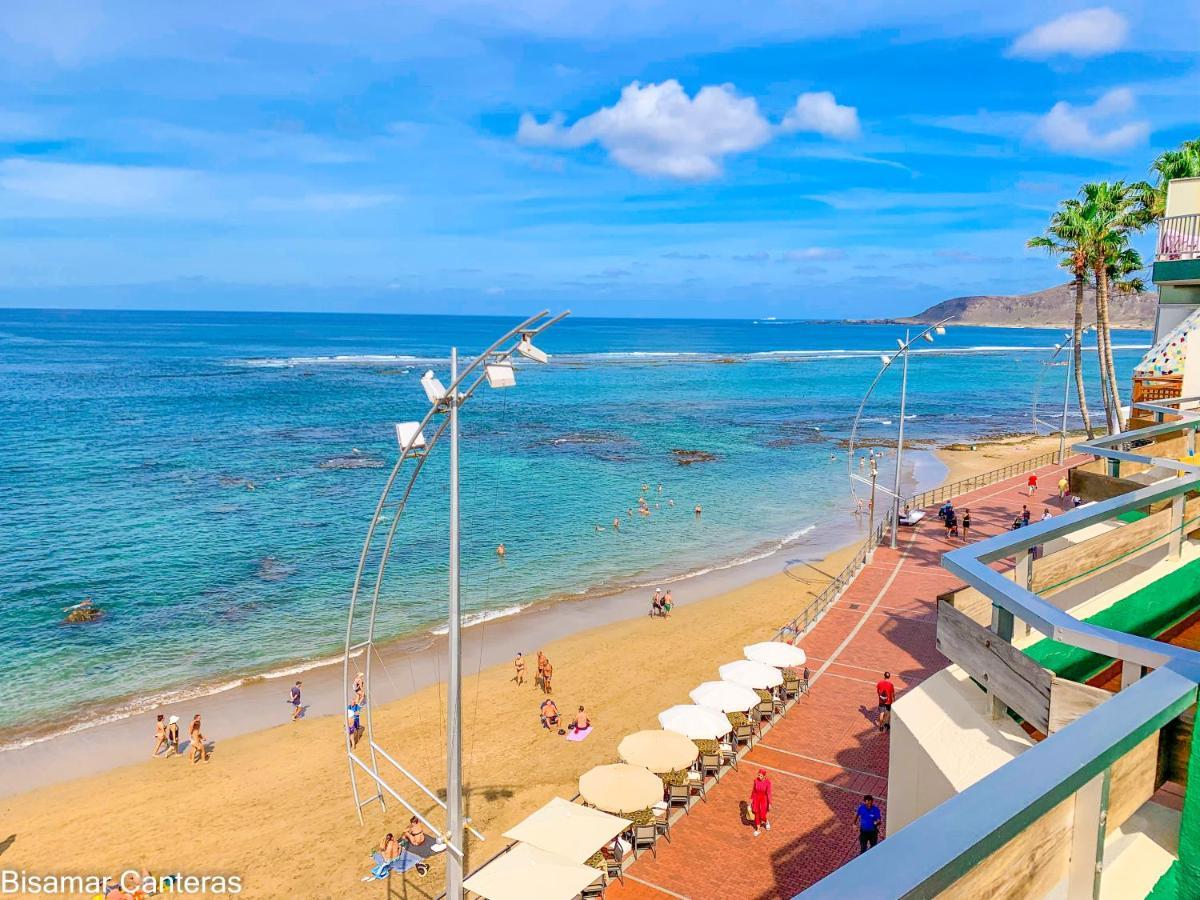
left=0, top=309, right=1149, bottom=741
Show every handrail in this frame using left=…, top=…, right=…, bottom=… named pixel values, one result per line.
left=1157, top=212, right=1200, bottom=261
left=906, top=449, right=1060, bottom=511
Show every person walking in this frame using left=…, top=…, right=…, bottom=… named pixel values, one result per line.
left=514, top=652, right=526, bottom=686
left=1027, top=472, right=1038, bottom=496
left=289, top=680, right=303, bottom=721
left=749, top=769, right=773, bottom=837
left=961, top=509, right=971, bottom=542
left=165, top=715, right=180, bottom=755
left=876, top=672, right=896, bottom=732
left=151, top=714, right=168, bottom=757
left=189, top=714, right=209, bottom=765
left=1021, top=505, right=1031, bottom=526
left=855, top=794, right=883, bottom=853
left=1058, top=476, right=1069, bottom=503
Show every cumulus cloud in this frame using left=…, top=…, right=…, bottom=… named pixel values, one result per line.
left=518, top=80, right=772, bottom=179
left=1008, top=7, right=1128, bottom=59
left=781, top=92, right=860, bottom=140
left=519, top=80, right=857, bottom=179
left=1032, top=88, right=1148, bottom=154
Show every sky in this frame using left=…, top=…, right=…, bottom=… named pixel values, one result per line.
left=0, top=1, right=1197, bottom=318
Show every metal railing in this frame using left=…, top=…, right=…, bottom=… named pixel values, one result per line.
left=775, top=514, right=890, bottom=643
left=802, top=406, right=1200, bottom=899
left=1157, top=213, right=1200, bottom=261
left=906, top=450, right=1060, bottom=511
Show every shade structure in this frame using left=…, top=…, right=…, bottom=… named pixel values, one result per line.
left=745, top=641, right=808, bottom=668
left=690, top=680, right=760, bottom=714
left=463, top=843, right=601, bottom=900
left=719, top=659, right=784, bottom=689
left=618, top=729, right=700, bottom=773
left=578, top=763, right=664, bottom=815
left=502, top=797, right=630, bottom=863
left=658, top=703, right=734, bottom=740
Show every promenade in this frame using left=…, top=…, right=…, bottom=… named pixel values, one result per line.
left=607, top=455, right=1080, bottom=900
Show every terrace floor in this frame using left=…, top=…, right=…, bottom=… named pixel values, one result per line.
left=606, top=456, right=1082, bottom=900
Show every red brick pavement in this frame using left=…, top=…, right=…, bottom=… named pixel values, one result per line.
left=606, top=456, right=1082, bottom=900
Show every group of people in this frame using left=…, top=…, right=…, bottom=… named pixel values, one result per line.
left=649, top=587, right=674, bottom=618
left=150, top=713, right=209, bottom=765
left=539, top=698, right=590, bottom=734
left=370, top=816, right=445, bottom=880
left=936, top=501, right=971, bottom=541
left=744, top=769, right=884, bottom=855
left=513, top=650, right=554, bottom=694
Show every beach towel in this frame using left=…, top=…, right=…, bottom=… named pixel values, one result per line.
left=566, top=725, right=592, bottom=742
left=365, top=848, right=428, bottom=880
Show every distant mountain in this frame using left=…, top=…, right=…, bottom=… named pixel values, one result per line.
left=874, top=283, right=1156, bottom=330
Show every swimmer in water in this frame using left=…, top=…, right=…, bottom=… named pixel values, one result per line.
left=694, top=505, right=702, bottom=517
left=496, top=543, right=506, bottom=557
left=613, top=517, right=620, bottom=530
left=595, top=524, right=604, bottom=533
left=657, top=483, right=663, bottom=494
left=668, top=499, right=674, bottom=507
left=641, top=483, right=649, bottom=493
left=627, top=508, right=633, bottom=517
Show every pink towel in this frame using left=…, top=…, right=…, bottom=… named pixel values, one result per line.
left=566, top=726, right=592, bottom=742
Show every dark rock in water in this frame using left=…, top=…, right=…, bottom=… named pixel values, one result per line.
left=64, top=606, right=103, bottom=624
left=257, top=555, right=297, bottom=581
left=671, top=448, right=718, bottom=465
left=549, top=431, right=631, bottom=447
left=218, top=475, right=250, bottom=488
left=319, top=455, right=385, bottom=470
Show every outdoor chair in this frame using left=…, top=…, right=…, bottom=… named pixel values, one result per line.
left=720, top=738, right=738, bottom=770
left=602, top=841, right=624, bottom=885
left=755, top=700, right=774, bottom=723
left=580, top=873, right=606, bottom=898
left=700, top=751, right=721, bottom=781
left=799, top=667, right=811, bottom=694
left=667, top=782, right=691, bottom=814
left=654, top=811, right=671, bottom=843
left=686, top=769, right=707, bottom=802
left=733, top=723, right=754, bottom=749
left=783, top=676, right=800, bottom=700
left=632, top=823, right=657, bottom=859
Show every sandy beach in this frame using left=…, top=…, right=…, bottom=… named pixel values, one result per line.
left=0, top=436, right=1061, bottom=899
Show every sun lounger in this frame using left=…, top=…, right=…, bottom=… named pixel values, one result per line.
left=900, top=510, right=926, bottom=526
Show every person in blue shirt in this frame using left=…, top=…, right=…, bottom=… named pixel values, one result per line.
left=855, top=794, right=883, bottom=854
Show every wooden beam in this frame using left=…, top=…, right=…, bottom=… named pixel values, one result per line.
left=936, top=599, right=1052, bottom=734
left=1048, top=677, right=1111, bottom=734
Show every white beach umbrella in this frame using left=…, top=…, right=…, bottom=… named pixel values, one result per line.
left=578, top=763, right=664, bottom=815
left=689, top=680, right=760, bottom=714
left=744, top=641, right=807, bottom=668
left=618, top=729, right=699, bottom=773
left=719, top=659, right=783, bottom=690
left=502, top=797, right=630, bottom=864
left=658, top=704, right=733, bottom=740
left=463, top=843, right=601, bottom=900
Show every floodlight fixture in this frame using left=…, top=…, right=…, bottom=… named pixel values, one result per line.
left=895, top=338, right=905, bottom=349
left=420, top=370, right=448, bottom=405
left=935, top=325, right=946, bottom=336
left=881, top=354, right=892, bottom=365
left=395, top=421, right=427, bottom=450
left=922, top=332, right=935, bottom=343
left=485, top=362, right=516, bottom=388
left=516, top=334, right=549, bottom=364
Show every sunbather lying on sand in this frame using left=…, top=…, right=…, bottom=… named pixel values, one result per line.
left=540, top=699, right=560, bottom=729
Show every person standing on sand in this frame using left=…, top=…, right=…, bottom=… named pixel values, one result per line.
left=151, top=714, right=168, bottom=757
left=876, top=672, right=895, bottom=732
left=662, top=590, right=673, bottom=617
left=289, top=680, right=303, bottom=721
left=749, top=769, right=772, bottom=836
left=514, top=652, right=526, bottom=686
left=855, top=795, right=883, bottom=853
left=536, top=651, right=547, bottom=691
left=189, top=714, right=209, bottom=764
left=542, top=659, right=554, bottom=694
left=354, top=672, right=366, bottom=706
left=165, top=715, right=180, bottom=754
left=1027, top=472, right=1038, bottom=496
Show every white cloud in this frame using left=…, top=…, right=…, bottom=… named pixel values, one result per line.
left=251, top=192, right=396, bottom=212
left=781, top=92, right=860, bottom=140
left=1032, top=88, right=1148, bottom=155
left=1008, top=7, right=1128, bottom=59
left=518, top=80, right=772, bottom=179
left=780, top=247, right=843, bottom=261
left=0, top=158, right=197, bottom=209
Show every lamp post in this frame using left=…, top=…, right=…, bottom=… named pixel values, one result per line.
left=847, top=317, right=952, bottom=550
left=343, top=311, right=568, bottom=900
left=1035, top=325, right=1092, bottom=466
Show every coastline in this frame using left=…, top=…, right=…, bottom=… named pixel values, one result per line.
left=0, top=436, right=1060, bottom=898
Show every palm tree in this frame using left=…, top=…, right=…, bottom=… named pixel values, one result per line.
left=1027, top=200, right=1095, bottom=438
left=1079, top=181, right=1145, bottom=433
left=1145, top=139, right=1200, bottom=220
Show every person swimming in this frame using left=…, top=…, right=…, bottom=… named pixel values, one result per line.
left=496, top=543, right=506, bottom=557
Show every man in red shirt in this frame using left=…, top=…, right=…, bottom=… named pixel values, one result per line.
left=876, top=672, right=896, bottom=732
left=1027, top=472, right=1038, bottom=496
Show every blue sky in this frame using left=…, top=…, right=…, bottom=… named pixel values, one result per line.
left=0, top=1, right=1197, bottom=318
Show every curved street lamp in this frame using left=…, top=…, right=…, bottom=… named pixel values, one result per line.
left=342, top=310, right=569, bottom=898
left=847, top=317, right=953, bottom=550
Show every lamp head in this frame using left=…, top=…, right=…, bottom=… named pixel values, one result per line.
left=395, top=421, right=427, bottom=450
left=895, top=338, right=905, bottom=349
left=922, top=332, right=935, bottom=343
left=485, top=362, right=516, bottom=388
left=420, top=370, right=447, bottom=405
left=934, top=325, right=946, bottom=336
left=516, top=334, right=549, bottom=364
left=880, top=354, right=892, bottom=366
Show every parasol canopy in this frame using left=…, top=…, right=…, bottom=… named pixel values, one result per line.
left=658, top=703, right=734, bottom=740
left=690, top=680, right=760, bottom=714
left=719, top=659, right=783, bottom=690
left=578, top=763, right=664, bottom=815
left=502, top=797, right=629, bottom=864
left=618, top=729, right=700, bottom=773
left=745, top=641, right=807, bottom=668
left=463, top=843, right=601, bottom=900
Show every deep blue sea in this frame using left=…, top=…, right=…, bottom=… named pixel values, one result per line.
left=0, top=309, right=1150, bottom=742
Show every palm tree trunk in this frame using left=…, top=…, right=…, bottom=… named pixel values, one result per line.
left=1072, top=274, right=1094, bottom=439
left=1093, top=272, right=1115, bottom=433
left=1096, top=266, right=1126, bottom=432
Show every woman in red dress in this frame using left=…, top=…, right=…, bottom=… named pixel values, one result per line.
left=749, top=769, right=772, bottom=836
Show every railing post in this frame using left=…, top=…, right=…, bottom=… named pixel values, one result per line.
left=1066, top=768, right=1111, bottom=900
left=1171, top=494, right=1185, bottom=559
left=988, top=603, right=1015, bottom=720
left=1120, top=660, right=1143, bottom=690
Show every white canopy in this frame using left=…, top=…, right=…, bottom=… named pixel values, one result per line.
left=719, top=659, right=783, bottom=690
left=745, top=641, right=807, bottom=668
left=658, top=703, right=733, bottom=740
left=690, top=680, right=760, bottom=714
left=502, top=797, right=630, bottom=864
left=578, top=763, right=664, bottom=815
left=463, top=843, right=601, bottom=900
left=618, top=729, right=699, bottom=773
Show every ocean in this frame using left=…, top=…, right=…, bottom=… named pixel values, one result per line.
left=0, top=308, right=1150, bottom=745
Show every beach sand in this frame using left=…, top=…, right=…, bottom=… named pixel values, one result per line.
left=0, top=438, right=1055, bottom=899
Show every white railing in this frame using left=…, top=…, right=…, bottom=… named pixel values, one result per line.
left=1157, top=213, right=1200, bottom=261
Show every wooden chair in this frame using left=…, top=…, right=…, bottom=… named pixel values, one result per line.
left=700, top=751, right=721, bottom=781
left=632, top=823, right=657, bottom=859
left=783, top=676, right=800, bottom=701
left=654, top=812, right=671, bottom=844
left=686, top=770, right=706, bottom=802
left=755, top=700, right=774, bottom=723
left=720, top=738, right=738, bottom=770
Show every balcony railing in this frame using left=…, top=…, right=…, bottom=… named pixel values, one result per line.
left=1157, top=213, right=1200, bottom=261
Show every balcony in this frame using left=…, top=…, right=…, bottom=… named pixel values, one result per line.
left=1154, top=214, right=1200, bottom=286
